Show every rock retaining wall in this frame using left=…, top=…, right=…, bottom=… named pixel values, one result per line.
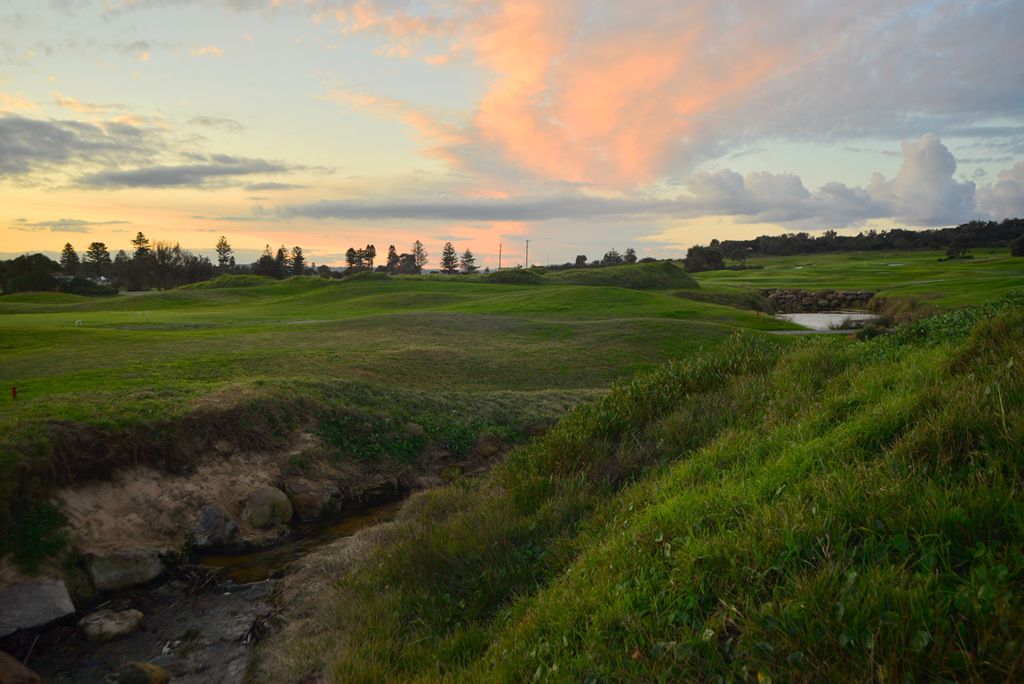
left=761, top=288, right=875, bottom=313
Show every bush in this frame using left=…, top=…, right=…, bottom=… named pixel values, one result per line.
left=1009, top=235, right=1024, bottom=257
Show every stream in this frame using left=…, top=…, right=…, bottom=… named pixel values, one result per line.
left=13, top=500, right=404, bottom=683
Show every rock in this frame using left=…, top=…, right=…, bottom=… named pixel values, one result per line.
left=78, top=609, right=146, bottom=643
left=118, top=661, right=171, bottom=684
left=0, top=650, right=41, bottom=684
left=0, top=580, right=76, bottom=638
left=283, top=478, right=333, bottom=521
left=439, top=464, right=463, bottom=482
left=241, top=486, right=293, bottom=528
left=86, top=551, right=164, bottom=592
left=194, top=505, right=239, bottom=548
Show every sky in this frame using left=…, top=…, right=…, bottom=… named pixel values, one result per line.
left=2, top=0, right=1023, bottom=269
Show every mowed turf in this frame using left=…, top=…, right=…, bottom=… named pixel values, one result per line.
left=696, top=249, right=1024, bottom=305
left=0, top=276, right=797, bottom=432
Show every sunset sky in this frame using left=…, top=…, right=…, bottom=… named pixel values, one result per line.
left=2, top=0, right=1022, bottom=269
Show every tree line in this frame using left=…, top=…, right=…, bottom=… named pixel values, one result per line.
left=681, top=218, right=1024, bottom=272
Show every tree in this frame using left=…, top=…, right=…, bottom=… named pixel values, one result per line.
left=84, top=242, right=112, bottom=278
left=386, top=245, right=400, bottom=272
left=575, top=254, right=588, bottom=267
left=459, top=248, right=478, bottom=273
left=624, top=248, right=638, bottom=264
left=411, top=240, right=429, bottom=270
left=60, top=243, right=80, bottom=275
left=345, top=247, right=360, bottom=268
left=290, top=246, right=306, bottom=275
left=215, top=236, right=233, bottom=269
left=1, top=253, right=61, bottom=294
left=363, top=244, right=376, bottom=268
left=946, top=232, right=973, bottom=259
left=682, top=244, right=725, bottom=272
left=275, top=246, right=290, bottom=276
left=252, top=245, right=279, bottom=278
left=440, top=242, right=458, bottom=274
left=130, top=231, right=150, bottom=259
left=602, top=248, right=623, bottom=266
left=1009, top=235, right=1024, bottom=257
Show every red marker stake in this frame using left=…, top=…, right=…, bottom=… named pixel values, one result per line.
left=11, top=386, right=16, bottom=401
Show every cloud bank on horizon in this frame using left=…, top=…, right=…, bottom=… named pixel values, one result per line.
left=1, top=0, right=1022, bottom=264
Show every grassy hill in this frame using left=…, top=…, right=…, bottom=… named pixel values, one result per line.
left=0, top=269, right=797, bottom=559
left=256, top=290, right=1024, bottom=682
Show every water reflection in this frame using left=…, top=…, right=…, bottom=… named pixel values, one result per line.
left=199, top=500, right=404, bottom=583
left=776, top=311, right=880, bottom=331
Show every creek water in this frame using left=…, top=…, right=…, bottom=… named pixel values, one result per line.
left=16, top=499, right=404, bottom=682
left=776, top=311, right=880, bottom=331
left=198, top=499, right=404, bottom=583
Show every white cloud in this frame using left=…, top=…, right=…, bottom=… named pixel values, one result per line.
left=864, top=134, right=976, bottom=226
left=977, top=163, right=1024, bottom=221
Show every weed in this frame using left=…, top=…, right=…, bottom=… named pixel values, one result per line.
left=0, top=502, right=69, bottom=573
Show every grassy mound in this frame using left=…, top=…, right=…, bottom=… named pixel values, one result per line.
left=180, top=274, right=276, bottom=289
left=482, top=269, right=545, bottom=285
left=341, top=270, right=390, bottom=283
left=545, top=261, right=698, bottom=290
left=258, top=290, right=1024, bottom=683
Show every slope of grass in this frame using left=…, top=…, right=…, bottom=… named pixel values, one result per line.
left=256, top=289, right=1024, bottom=683
left=697, top=249, right=1024, bottom=306
left=544, top=261, right=699, bottom=290
left=1, top=276, right=795, bottom=562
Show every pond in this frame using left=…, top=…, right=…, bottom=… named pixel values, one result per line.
left=776, top=311, right=881, bottom=331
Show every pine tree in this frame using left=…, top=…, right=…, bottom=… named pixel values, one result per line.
left=60, top=243, right=80, bottom=275
left=411, top=240, right=429, bottom=270
left=84, top=242, right=111, bottom=278
left=215, top=236, right=233, bottom=269
left=363, top=244, right=376, bottom=268
left=130, top=231, right=150, bottom=259
left=440, top=242, right=458, bottom=274
left=459, top=248, right=477, bottom=273
left=624, top=247, right=637, bottom=264
left=290, top=246, right=305, bottom=275
left=386, top=245, right=400, bottom=271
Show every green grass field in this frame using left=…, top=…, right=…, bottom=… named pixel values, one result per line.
left=256, top=288, right=1024, bottom=683
left=695, top=249, right=1024, bottom=306
left=2, top=252, right=1024, bottom=681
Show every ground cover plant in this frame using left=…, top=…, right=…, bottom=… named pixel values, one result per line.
left=0, top=270, right=799, bottom=567
left=255, top=289, right=1024, bottom=683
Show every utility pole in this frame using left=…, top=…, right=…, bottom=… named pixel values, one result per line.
left=525, top=239, right=529, bottom=268
left=498, top=243, right=502, bottom=270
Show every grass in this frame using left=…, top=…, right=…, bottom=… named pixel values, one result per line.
left=0, top=269, right=799, bottom=567
left=254, top=289, right=1024, bottom=683
left=696, top=249, right=1024, bottom=306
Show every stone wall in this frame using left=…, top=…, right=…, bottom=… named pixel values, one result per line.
left=761, top=288, right=874, bottom=313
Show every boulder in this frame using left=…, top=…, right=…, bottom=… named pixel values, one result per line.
left=0, top=580, right=76, bottom=638
left=118, top=661, right=171, bottom=684
left=0, top=650, right=41, bottom=684
left=439, top=464, right=463, bottom=483
left=194, top=505, right=239, bottom=548
left=241, top=486, right=293, bottom=528
left=283, top=478, right=333, bottom=521
left=86, top=551, right=164, bottom=592
left=78, top=609, right=146, bottom=643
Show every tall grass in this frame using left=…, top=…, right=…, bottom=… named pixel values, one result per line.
left=256, top=289, right=1024, bottom=683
